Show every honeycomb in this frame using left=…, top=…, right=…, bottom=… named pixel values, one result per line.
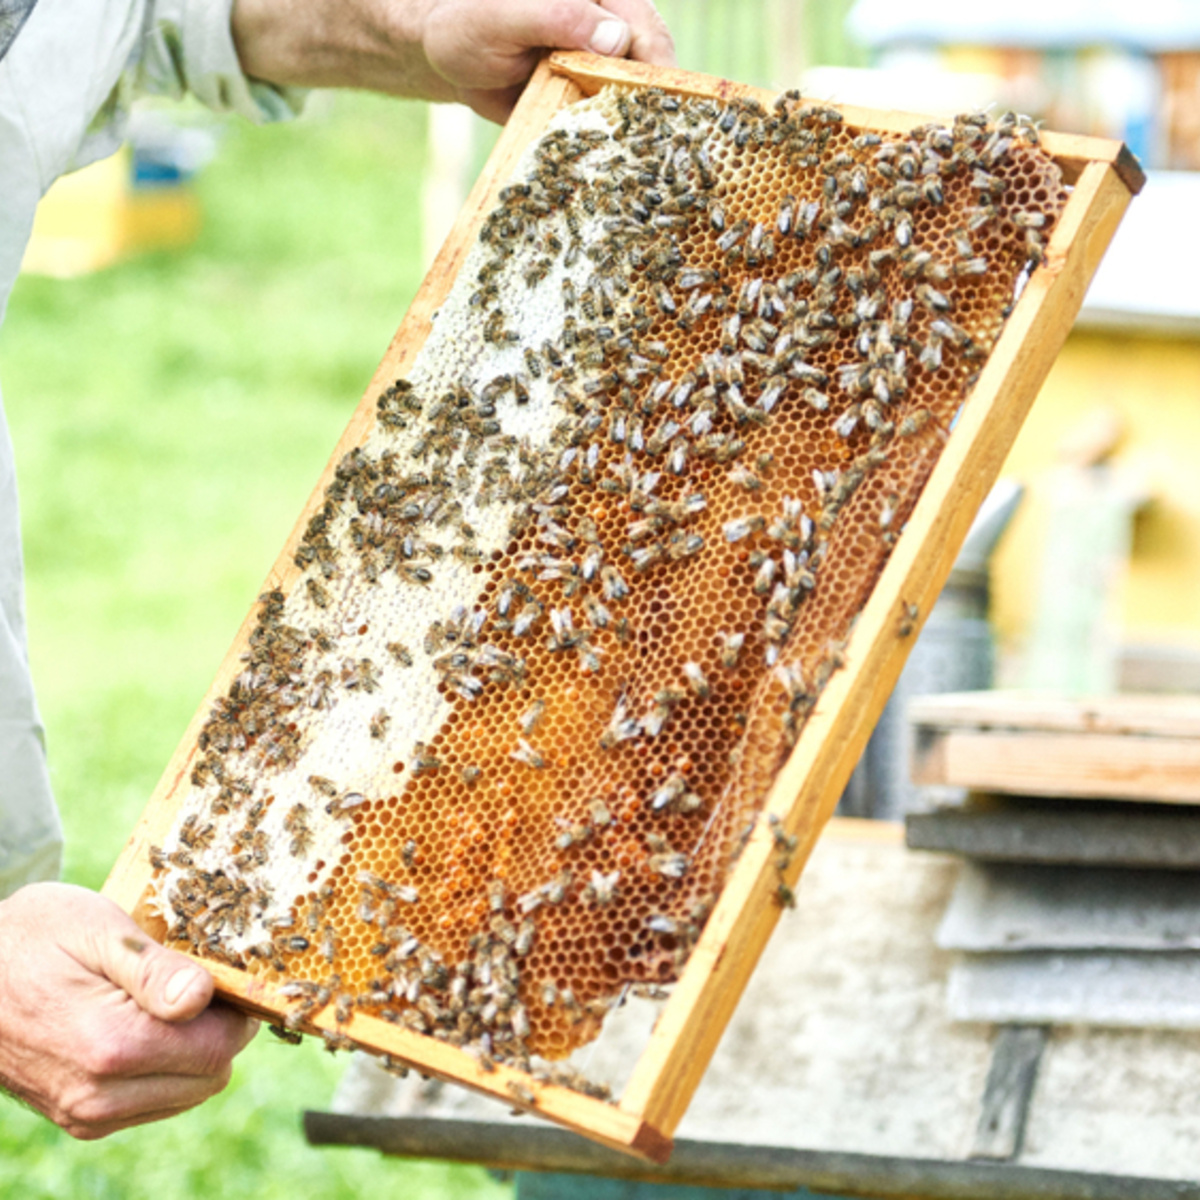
left=149, top=85, right=1065, bottom=1081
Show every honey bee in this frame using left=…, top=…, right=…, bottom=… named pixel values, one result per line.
left=519, top=700, right=546, bottom=735
left=511, top=738, right=546, bottom=769
left=341, top=657, right=381, bottom=692
left=308, top=775, right=338, bottom=799
left=719, top=631, right=746, bottom=669
left=583, top=870, right=620, bottom=906
left=918, top=338, right=943, bottom=372
left=648, top=851, right=689, bottom=879
left=369, top=709, right=391, bottom=739
left=918, top=283, right=950, bottom=312
left=411, top=752, right=442, bottom=776
left=386, top=641, right=413, bottom=667
left=753, top=556, right=779, bottom=595
left=600, top=565, right=629, bottom=601
left=678, top=267, right=719, bottom=289
left=482, top=310, right=508, bottom=344
left=723, top=515, right=765, bottom=543
left=899, top=408, right=933, bottom=437
left=506, top=1082, right=537, bottom=1107
left=514, top=919, right=537, bottom=957
left=306, top=578, right=331, bottom=609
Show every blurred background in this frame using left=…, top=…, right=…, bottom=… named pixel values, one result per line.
left=2, top=0, right=1198, bottom=1195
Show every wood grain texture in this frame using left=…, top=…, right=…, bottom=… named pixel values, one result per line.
left=913, top=730, right=1200, bottom=804
left=104, top=51, right=1139, bottom=1160
left=910, top=690, right=1200, bottom=739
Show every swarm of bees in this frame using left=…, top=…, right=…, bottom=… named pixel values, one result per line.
left=149, top=84, right=1064, bottom=1087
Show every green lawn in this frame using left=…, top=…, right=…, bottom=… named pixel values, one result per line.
left=0, top=90, right=510, bottom=1200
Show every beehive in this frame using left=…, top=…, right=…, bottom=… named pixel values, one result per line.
left=106, top=53, right=1141, bottom=1161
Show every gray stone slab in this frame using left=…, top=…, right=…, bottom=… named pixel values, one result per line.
left=937, top=862, right=1200, bottom=952
left=907, top=797, right=1200, bottom=868
left=947, top=952, right=1200, bottom=1029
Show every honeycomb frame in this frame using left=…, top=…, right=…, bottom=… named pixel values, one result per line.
left=104, top=52, right=1142, bottom=1162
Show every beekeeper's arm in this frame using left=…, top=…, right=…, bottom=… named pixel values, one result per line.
left=0, top=0, right=301, bottom=1138
left=232, top=0, right=676, bottom=123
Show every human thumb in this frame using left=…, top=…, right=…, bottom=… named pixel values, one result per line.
left=81, top=890, right=215, bottom=1022
left=586, top=14, right=631, bottom=58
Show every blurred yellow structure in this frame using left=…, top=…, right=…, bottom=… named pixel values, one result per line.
left=991, top=169, right=1200, bottom=667
left=993, top=330, right=1200, bottom=652
left=20, top=146, right=200, bottom=278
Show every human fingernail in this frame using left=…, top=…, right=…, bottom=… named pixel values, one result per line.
left=164, top=967, right=202, bottom=1007
left=238, top=1019, right=261, bottom=1051
left=589, top=19, right=628, bottom=56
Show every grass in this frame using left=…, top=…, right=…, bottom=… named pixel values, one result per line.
left=0, top=90, right=510, bottom=1200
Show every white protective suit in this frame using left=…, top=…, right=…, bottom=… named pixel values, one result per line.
left=0, top=0, right=303, bottom=897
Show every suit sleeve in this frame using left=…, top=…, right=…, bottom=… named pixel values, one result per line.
left=0, top=0, right=303, bottom=897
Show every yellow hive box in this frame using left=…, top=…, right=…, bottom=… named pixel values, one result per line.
left=21, top=147, right=200, bottom=278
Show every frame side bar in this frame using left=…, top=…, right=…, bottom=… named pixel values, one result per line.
left=198, top=956, right=669, bottom=1161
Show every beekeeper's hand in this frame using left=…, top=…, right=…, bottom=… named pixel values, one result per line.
left=232, top=0, right=676, bottom=122
left=0, top=883, right=258, bottom=1138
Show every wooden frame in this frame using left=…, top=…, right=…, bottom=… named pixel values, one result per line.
left=104, top=52, right=1143, bottom=1162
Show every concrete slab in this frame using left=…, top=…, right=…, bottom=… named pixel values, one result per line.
left=938, top=861, right=1200, bottom=952
left=907, top=796, right=1200, bottom=868
left=947, top=951, right=1200, bottom=1029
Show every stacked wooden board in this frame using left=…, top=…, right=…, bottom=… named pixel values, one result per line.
left=909, top=691, right=1200, bottom=1028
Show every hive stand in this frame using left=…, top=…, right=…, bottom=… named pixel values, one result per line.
left=104, top=52, right=1143, bottom=1162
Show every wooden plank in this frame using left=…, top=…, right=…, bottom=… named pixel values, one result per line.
left=1119, top=644, right=1200, bottom=694
left=912, top=729, right=1200, bottom=803
left=301, top=1114, right=1200, bottom=1200
left=103, top=59, right=584, bottom=915
left=546, top=51, right=1147, bottom=193
left=909, top=690, right=1200, bottom=739
left=104, top=51, right=1139, bottom=1160
left=618, top=160, right=1134, bottom=1138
